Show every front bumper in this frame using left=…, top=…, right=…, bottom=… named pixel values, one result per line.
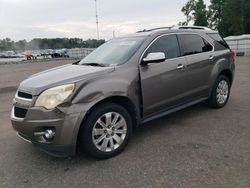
left=11, top=106, right=84, bottom=157
left=16, top=132, right=75, bottom=157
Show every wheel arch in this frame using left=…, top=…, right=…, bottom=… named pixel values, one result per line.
left=219, top=69, right=233, bottom=86
left=85, top=96, right=139, bottom=127
left=75, top=96, right=139, bottom=148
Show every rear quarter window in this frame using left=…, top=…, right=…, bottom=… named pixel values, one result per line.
left=207, top=33, right=230, bottom=50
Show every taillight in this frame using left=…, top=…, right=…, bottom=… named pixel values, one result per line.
left=230, top=50, right=235, bottom=59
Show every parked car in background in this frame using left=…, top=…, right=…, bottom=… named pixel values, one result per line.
left=11, top=27, right=235, bottom=159
left=0, top=51, right=26, bottom=59
left=1, top=51, right=16, bottom=58
left=51, top=49, right=69, bottom=58
left=23, top=51, right=41, bottom=60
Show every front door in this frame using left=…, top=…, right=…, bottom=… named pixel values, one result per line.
left=140, top=34, right=189, bottom=117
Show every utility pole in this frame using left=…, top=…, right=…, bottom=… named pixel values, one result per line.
left=94, top=0, right=100, bottom=40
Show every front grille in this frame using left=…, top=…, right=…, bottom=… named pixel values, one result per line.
left=14, top=107, right=28, bottom=118
left=17, top=91, right=32, bottom=100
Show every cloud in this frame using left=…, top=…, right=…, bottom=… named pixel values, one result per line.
left=0, top=0, right=191, bottom=40
left=32, top=21, right=96, bottom=34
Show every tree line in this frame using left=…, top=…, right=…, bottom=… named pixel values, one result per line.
left=0, top=38, right=105, bottom=52
left=181, top=0, right=250, bottom=37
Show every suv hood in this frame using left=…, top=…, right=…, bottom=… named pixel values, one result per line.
left=19, top=64, right=115, bottom=95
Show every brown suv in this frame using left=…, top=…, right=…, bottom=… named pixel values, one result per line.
left=11, top=27, right=235, bottom=159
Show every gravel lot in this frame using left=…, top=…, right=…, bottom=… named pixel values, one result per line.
left=0, top=58, right=249, bottom=188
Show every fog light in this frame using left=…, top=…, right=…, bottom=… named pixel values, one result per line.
left=44, top=129, right=55, bottom=140
left=34, top=129, right=55, bottom=141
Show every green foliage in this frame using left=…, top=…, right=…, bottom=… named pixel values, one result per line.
left=181, top=0, right=195, bottom=25
left=242, top=0, right=250, bottom=33
left=182, top=0, right=209, bottom=27
left=0, top=38, right=105, bottom=52
left=219, top=0, right=250, bottom=36
left=0, top=38, right=15, bottom=51
left=220, top=0, right=244, bottom=36
left=181, top=0, right=250, bottom=36
left=193, top=0, right=208, bottom=26
left=209, top=0, right=225, bottom=30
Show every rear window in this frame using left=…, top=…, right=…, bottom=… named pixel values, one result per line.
left=207, top=33, right=229, bottom=49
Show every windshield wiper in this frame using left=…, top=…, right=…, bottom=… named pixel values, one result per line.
left=81, top=62, right=108, bottom=67
left=72, top=60, right=80, bottom=65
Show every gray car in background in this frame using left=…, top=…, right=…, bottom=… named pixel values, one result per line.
left=11, top=27, right=235, bottom=159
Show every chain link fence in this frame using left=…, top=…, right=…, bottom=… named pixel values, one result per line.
left=224, top=35, right=250, bottom=56
left=67, top=48, right=95, bottom=59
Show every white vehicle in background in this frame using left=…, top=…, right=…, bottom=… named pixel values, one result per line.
left=0, top=51, right=25, bottom=58
left=0, top=51, right=26, bottom=64
left=0, top=51, right=15, bottom=58
left=0, top=52, right=5, bottom=58
left=11, top=53, right=26, bottom=58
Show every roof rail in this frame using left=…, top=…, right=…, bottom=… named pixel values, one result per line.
left=137, top=27, right=172, bottom=33
left=171, top=26, right=213, bottom=31
left=137, top=26, right=214, bottom=33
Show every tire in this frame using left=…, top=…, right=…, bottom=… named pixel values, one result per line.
left=79, top=103, right=133, bottom=159
left=207, top=75, right=231, bottom=108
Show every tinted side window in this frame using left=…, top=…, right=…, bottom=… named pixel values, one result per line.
left=207, top=33, right=229, bottom=49
left=144, top=35, right=180, bottom=60
left=203, top=39, right=213, bottom=52
left=178, top=34, right=209, bottom=56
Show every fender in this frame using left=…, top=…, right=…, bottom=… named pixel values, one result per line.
left=69, top=67, right=141, bottom=146
left=207, top=50, right=233, bottom=94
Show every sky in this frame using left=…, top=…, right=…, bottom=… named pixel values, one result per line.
left=0, top=0, right=210, bottom=41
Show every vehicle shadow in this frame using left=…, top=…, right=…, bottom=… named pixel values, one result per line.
left=37, top=103, right=208, bottom=159
left=133, top=103, right=209, bottom=138
left=26, top=102, right=212, bottom=164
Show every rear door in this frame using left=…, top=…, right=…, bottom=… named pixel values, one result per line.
left=140, top=34, right=188, bottom=116
left=177, top=34, right=214, bottom=98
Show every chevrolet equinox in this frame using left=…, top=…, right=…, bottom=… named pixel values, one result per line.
left=11, top=27, right=235, bottom=159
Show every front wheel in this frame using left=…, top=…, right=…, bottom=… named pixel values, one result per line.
left=79, top=103, right=132, bottom=159
left=207, top=75, right=231, bottom=108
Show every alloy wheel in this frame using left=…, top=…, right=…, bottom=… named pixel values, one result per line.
left=92, top=112, right=127, bottom=152
left=216, top=80, right=229, bottom=105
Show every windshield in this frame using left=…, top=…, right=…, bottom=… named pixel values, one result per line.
left=79, top=37, right=145, bottom=65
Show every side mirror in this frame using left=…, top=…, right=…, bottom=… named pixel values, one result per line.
left=142, top=52, right=166, bottom=64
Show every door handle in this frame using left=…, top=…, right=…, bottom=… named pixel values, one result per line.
left=209, top=55, right=214, bottom=61
left=176, top=64, right=184, bottom=70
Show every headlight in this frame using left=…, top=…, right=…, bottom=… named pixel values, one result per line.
left=35, top=84, right=75, bottom=110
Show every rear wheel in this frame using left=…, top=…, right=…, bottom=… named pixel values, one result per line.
left=208, top=75, right=231, bottom=108
left=79, top=103, right=132, bottom=159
